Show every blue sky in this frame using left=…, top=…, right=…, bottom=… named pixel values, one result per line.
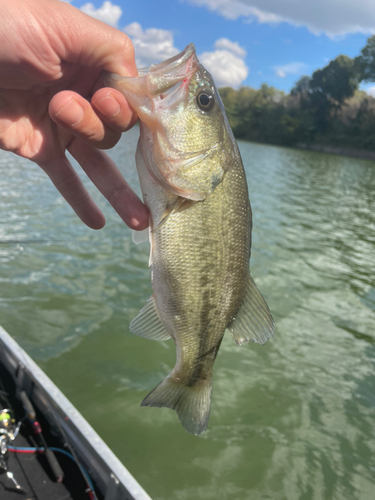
left=71, top=0, right=375, bottom=94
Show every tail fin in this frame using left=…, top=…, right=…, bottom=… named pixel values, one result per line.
left=141, top=373, right=213, bottom=435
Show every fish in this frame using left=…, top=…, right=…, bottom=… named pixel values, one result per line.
left=103, top=43, right=274, bottom=435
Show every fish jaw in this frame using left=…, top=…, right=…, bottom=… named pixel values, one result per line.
left=135, top=123, right=178, bottom=232
left=102, top=44, right=198, bottom=131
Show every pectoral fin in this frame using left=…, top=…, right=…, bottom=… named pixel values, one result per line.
left=227, top=276, right=275, bottom=346
left=151, top=197, right=193, bottom=234
left=132, top=228, right=149, bottom=245
left=130, top=296, right=171, bottom=341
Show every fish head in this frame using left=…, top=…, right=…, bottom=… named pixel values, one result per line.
left=103, top=44, right=235, bottom=200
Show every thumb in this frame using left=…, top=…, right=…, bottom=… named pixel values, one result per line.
left=48, top=0, right=138, bottom=77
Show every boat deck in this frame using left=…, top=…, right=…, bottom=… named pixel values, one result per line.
left=0, top=361, right=99, bottom=500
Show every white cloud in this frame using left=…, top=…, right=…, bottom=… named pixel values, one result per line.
left=199, top=40, right=248, bottom=88
left=274, top=62, right=307, bottom=78
left=365, top=86, right=375, bottom=97
left=123, top=22, right=179, bottom=68
left=186, top=0, right=279, bottom=22
left=186, top=0, right=375, bottom=37
left=80, top=1, right=122, bottom=28
left=96, top=17, right=248, bottom=89
left=214, top=38, right=246, bottom=58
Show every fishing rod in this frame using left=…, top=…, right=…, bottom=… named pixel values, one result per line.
left=19, top=389, right=65, bottom=483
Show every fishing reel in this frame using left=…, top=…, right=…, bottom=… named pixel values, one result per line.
left=0, top=409, right=21, bottom=470
left=0, top=408, right=16, bottom=433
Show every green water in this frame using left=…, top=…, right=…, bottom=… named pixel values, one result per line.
left=1, top=128, right=375, bottom=500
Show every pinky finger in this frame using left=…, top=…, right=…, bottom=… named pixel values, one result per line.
left=38, top=155, right=106, bottom=230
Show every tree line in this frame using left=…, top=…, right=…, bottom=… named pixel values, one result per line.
left=219, top=36, right=375, bottom=152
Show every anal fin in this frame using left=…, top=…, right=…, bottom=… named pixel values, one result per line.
left=227, top=275, right=275, bottom=346
left=130, top=296, right=171, bottom=341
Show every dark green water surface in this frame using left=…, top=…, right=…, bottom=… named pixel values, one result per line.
left=1, top=128, right=375, bottom=500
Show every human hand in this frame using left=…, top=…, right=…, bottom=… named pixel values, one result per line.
left=0, top=0, right=148, bottom=230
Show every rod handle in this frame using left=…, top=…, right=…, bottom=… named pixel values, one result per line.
left=19, top=391, right=36, bottom=421
left=44, top=448, right=64, bottom=483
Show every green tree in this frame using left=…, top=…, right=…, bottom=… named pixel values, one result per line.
left=218, top=49, right=375, bottom=151
left=291, top=76, right=311, bottom=97
left=356, top=35, right=375, bottom=82
left=309, top=55, right=359, bottom=129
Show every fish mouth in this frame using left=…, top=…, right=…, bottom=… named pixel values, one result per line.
left=103, top=43, right=198, bottom=99
left=139, top=43, right=197, bottom=80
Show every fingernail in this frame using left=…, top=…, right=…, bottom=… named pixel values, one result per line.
left=95, top=96, right=121, bottom=118
left=55, top=99, right=84, bottom=126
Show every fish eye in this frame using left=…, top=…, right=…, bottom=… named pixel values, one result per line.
left=196, top=90, right=215, bottom=112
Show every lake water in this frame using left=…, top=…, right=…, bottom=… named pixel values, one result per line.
left=1, top=128, right=375, bottom=500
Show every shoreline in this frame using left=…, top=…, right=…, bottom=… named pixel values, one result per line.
left=295, top=143, right=375, bottom=161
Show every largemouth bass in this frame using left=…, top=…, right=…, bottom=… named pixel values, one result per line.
left=104, top=44, right=274, bottom=435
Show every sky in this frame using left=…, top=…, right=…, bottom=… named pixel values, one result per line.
left=70, top=0, right=375, bottom=95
